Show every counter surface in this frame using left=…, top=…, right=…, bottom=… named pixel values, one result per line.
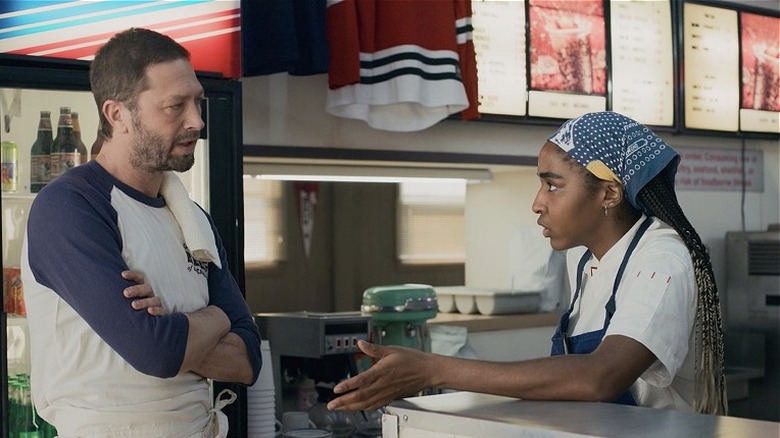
left=384, top=391, right=780, bottom=438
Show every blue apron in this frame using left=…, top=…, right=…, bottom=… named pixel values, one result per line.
left=550, top=216, right=654, bottom=406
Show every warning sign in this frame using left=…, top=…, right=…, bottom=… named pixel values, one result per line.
left=674, top=147, right=763, bottom=192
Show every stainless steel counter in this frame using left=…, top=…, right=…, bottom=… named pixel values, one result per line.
left=382, top=391, right=780, bottom=438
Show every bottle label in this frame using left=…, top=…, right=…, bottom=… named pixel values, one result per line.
left=51, top=152, right=81, bottom=179
left=1, top=140, right=18, bottom=192
left=50, top=155, right=59, bottom=180
left=30, top=154, right=51, bottom=188
left=1, top=161, right=16, bottom=192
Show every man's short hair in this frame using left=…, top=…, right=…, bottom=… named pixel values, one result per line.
left=90, top=28, right=190, bottom=140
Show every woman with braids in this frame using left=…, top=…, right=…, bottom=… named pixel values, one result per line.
left=326, top=111, right=728, bottom=415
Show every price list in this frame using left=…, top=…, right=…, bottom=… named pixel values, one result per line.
left=472, top=0, right=527, bottom=116
left=610, top=0, right=674, bottom=126
left=683, top=3, right=739, bottom=132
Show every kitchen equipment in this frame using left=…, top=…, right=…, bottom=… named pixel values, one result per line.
left=254, top=312, right=372, bottom=420
left=725, top=229, right=779, bottom=332
left=724, top=228, right=780, bottom=420
left=361, top=284, right=437, bottom=351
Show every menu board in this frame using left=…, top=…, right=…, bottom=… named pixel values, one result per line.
left=610, top=0, right=675, bottom=127
left=472, top=0, right=527, bottom=116
left=683, top=3, right=739, bottom=132
left=739, top=11, right=780, bottom=134
left=527, top=0, right=607, bottom=119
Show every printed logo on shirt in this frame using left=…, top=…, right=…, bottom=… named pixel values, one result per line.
left=183, top=243, right=208, bottom=278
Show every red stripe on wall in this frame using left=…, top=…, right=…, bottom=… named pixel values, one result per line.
left=8, top=9, right=238, bottom=55
left=6, top=9, right=241, bottom=77
left=183, top=31, right=241, bottom=77
left=159, top=15, right=240, bottom=43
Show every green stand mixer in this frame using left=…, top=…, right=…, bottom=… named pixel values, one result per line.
left=361, top=284, right=438, bottom=351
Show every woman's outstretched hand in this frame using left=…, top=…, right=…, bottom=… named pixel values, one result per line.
left=327, top=340, right=435, bottom=411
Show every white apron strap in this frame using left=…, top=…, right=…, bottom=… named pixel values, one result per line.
left=202, top=389, right=237, bottom=438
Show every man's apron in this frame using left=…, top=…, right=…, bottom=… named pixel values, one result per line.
left=55, top=389, right=236, bottom=438
left=197, top=389, right=236, bottom=438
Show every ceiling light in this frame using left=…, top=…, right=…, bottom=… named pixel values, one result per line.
left=243, top=163, right=493, bottom=183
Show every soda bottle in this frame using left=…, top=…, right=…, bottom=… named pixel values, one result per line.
left=1, top=139, right=18, bottom=193
left=30, top=111, right=53, bottom=193
left=8, top=376, right=19, bottom=438
left=71, top=111, right=88, bottom=163
left=91, top=125, right=103, bottom=159
left=50, top=107, right=81, bottom=180
left=19, top=380, right=41, bottom=438
left=8, top=267, right=24, bottom=316
left=41, top=418, right=57, bottom=438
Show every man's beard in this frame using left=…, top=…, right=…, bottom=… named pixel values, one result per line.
left=129, top=115, right=196, bottom=173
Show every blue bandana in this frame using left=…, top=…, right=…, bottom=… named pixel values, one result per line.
left=547, top=111, right=679, bottom=214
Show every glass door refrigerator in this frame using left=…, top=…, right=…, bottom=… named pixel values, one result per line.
left=1, top=54, right=247, bottom=438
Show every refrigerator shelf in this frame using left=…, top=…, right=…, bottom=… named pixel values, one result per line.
left=0, top=193, right=35, bottom=201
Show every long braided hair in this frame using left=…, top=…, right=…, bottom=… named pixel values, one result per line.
left=637, top=172, right=728, bottom=415
left=548, top=111, right=728, bottom=414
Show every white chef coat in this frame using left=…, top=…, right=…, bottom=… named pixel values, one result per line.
left=565, top=216, right=697, bottom=410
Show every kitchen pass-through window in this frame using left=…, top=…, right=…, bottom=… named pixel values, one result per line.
left=243, top=176, right=285, bottom=266
left=397, top=180, right=466, bottom=265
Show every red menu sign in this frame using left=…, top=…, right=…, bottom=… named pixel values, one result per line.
left=0, top=1, right=240, bottom=78
left=527, top=0, right=607, bottom=119
left=739, top=12, right=780, bottom=134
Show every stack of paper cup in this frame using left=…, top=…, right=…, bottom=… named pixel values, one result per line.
left=248, top=340, right=277, bottom=437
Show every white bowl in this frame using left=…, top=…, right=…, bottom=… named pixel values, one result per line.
left=455, top=294, right=477, bottom=314
left=436, top=293, right=456, bottom=313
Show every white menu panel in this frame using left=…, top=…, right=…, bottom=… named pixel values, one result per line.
left=610, top=0, right=674, bottom=126
left=683, top=3, right=739, bottom=132
left=472, top=0, right=527, bottom=116
left=528, top=90, right=606, bottom=119
left=740, top=108, right=780, bottom=133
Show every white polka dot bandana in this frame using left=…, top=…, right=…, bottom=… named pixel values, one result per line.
left=547, top=111, right=679, bottom=213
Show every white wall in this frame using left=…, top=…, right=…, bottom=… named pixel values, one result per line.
left=242, top=74, right=550, bottom=157
left=241, top=74, right=780, bottom=298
